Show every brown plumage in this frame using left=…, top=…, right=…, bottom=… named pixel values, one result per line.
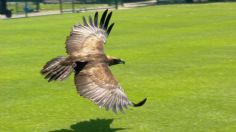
left=41, top=9, right=146, bottom=113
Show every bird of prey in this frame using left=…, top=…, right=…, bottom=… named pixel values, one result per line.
left=41, top=9, right=146, bottom=113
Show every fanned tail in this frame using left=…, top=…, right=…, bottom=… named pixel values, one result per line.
left=40, top=56, right=73, bottom=82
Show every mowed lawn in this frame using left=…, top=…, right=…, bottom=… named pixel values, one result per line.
left=1, top=2, right=236, bottom=132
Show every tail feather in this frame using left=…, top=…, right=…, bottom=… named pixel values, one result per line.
left=41, top=56, right=73, bottom=82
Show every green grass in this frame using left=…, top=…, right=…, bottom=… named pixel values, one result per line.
left=1, top=2, right=236, bottom=132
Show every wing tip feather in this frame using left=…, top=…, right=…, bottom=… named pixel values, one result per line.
left=132, top=98, right=147, bottom=107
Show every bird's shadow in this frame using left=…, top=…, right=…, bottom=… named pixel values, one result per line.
left=50, top=118, right=127, bottom=132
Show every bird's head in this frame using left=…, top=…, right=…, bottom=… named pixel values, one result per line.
left=113, top=58, right=125, bottom=65
left=107, top=56, right=125, bottom=66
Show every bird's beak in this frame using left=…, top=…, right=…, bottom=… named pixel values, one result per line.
left=119, top=60, right=125, bottom=64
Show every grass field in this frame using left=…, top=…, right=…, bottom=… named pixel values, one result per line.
left=1, top=2, right=236, bottom=132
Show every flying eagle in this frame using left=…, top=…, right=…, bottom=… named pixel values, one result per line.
left=41, top=9, right=146, bottom=113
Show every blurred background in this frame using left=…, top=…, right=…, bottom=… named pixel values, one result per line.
left=0, top=0, right=235, bottom=18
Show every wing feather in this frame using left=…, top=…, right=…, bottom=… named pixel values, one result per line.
left=83, top=16, right=88, bottom=26
left=100, top=9, right=108, bottom=28
left=65, top=10, right=115, bottom=57
left=107, top=23, right=114, bottom=35
left=89, top=16, right=94, bottom=27
left=94, top=12, right=98, bottom=27
left=104, top=12, right=112, bottom=30
left=75, top=62, right=132, bottom=113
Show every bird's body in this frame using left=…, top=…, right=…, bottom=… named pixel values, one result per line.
left=41, top=9, right=146, bottom=113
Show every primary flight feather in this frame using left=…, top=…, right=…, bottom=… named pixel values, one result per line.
left=41, top=9, right=146, bottom=113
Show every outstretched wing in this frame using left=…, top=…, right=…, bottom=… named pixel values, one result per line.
left=74, top=62, right=132, bottom=113
left=65, top=9, right=115, bottom=58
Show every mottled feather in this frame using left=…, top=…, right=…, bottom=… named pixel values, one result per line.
left=65, top=10, right=114, bottom=58
left=75, top=62, right=132, bottom=113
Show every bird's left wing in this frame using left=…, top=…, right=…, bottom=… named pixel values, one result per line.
left=75, top=62, right=132, bottom=113
left=65, top=9, right=115, bottom=58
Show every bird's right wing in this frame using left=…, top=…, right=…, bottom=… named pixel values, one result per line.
left=74, top=62, right=132, bottom=113
left=65, top=9, right=115, bottom=59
